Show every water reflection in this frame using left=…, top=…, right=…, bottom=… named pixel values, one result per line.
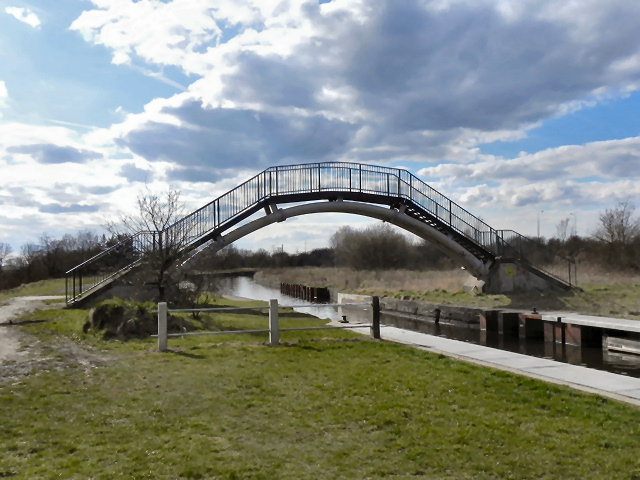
left=217, top=276, right=342, bottom=321
left=217, top=276, right=640, bottom=378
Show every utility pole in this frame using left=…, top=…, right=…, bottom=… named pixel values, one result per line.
left=537, top=210, right=544, bottom=239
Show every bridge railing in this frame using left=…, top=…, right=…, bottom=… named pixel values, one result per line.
left=495, top=230, right=577, bottom=287
left=65, top=231, right=157, bottom=303
left=66, top=162, right=576, bottom=303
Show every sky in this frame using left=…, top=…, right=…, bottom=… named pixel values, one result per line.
left=1, top=0, right=639, bottom=256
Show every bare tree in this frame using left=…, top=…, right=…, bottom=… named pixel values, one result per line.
left=0, top=242, right=12, bottom=271
left=19, top=242, right=46, bottom=282
left=108, top=188, right=184, bottom=237
left=593, top=200, right=640, bottom=269
left=107, top=188, right=187, bottom=301
left=331, top=223, right=413, bottom=270
left=594, top=200, right=639, bottom=245
left=556, top=218, right=571, bottom=242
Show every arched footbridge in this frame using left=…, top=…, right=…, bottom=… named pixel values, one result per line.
left=66, top=162, right=576, bottom=305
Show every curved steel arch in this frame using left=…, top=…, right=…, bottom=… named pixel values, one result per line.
left=178, top=200, right=491, bottom=278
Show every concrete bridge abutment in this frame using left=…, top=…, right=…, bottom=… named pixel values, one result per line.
left=479, top=259, right=560, bottom=294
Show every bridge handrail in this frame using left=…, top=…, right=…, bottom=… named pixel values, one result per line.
left=65, top=162, right=575, bottom=303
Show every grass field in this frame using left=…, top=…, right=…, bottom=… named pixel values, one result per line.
left=2, top=298, right=640, bottom=479
left=0, top=278, right=67, bottom=302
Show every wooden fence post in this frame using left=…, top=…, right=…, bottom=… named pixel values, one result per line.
left=269, top=299, right=279, bottom=346
left=158, top=302, right=168, bottom=352
left=371, top=296, right=380, bottom=339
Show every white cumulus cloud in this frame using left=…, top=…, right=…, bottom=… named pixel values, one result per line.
left=5, top=6, right=41, bottom=28
left=0, top=80, right=7, bottom=116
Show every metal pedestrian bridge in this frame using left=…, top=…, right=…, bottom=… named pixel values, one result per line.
left=66, top=162, right=576, bottom=305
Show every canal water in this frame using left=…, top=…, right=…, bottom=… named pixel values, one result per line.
left=218, top=276, right=640, bottom=378
left=217, top=276, right=342, bottom=321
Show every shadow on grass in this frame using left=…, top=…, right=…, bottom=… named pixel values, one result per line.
left=0, top=319, right=48, bottom=327
left=168, top=350, right=206, bottom=359
left=191, top=302, right=320, bottom=320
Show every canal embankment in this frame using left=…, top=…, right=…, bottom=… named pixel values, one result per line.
left=246, top=275, right=640, bottom=378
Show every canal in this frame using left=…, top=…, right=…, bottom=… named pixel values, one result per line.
left=218, top=276, right=640, bottom=378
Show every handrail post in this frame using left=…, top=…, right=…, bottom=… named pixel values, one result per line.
left=158, top=302, right=168, bottom=352
left=371, top=296, right=380, bottom=339
left=269, top=299, right=279, bottom=346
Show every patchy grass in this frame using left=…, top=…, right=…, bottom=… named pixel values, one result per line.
left=0, top=278, right=66, bottom=301
left=1, top=302, right=640, bottom=479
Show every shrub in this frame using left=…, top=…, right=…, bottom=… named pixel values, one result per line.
left=84, top=298, right=192, bottom=339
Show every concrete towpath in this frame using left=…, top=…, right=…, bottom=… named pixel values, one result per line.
left=338, top=313, right=640, bottom=407
left=376, top=325, right=640, bottom=407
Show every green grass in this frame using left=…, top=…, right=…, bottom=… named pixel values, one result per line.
left=0, top=278, right=66, bottom=301
left=2, top=302, right=640, bottom=479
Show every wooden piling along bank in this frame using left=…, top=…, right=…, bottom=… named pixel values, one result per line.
left=280, top=283, right=331, bottom=303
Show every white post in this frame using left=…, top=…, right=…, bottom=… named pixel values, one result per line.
left=269, top=299, right=279, bottom=346
left=158, top=302, right=168, bottom=352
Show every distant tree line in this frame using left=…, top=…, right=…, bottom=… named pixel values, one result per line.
left=0, top=231, right=107, bottom=290
left=1, top=200, right=638, bottom=292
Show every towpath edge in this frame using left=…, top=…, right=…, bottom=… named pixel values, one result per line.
left=377, top=325, right=640, bottom=407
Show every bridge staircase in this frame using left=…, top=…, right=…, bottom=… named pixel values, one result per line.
left=65, top=162, right=576, bottom=306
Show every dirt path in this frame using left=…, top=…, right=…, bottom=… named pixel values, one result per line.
left=0, top=296, right=64, bottom=360
left=0, top=296, right=105, bottom=383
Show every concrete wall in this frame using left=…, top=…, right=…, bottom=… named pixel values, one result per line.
left=483, top=261, right=552, bottom=294
left=380, top=297, right=488, bottom=327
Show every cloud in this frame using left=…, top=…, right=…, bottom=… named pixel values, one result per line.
left=117, top=99, right=357, bottom=169
left=167, top=165, right=220, bottom=184
left=119, top=162, right=153, bottom=183
left=73, top=0, right=639, bottom=176
left=418, top=136, right=640, bottom=184
left=38, top=203, right=100, bottom=214
left=7, top=143, right=103, bottom=164
left=0, top=80, right=6, bottom=117
left=417, top=136, right=640, bottom=219
left=69, top=0, right=222, bottom=69
left=5, top=6, right=41, bottom=28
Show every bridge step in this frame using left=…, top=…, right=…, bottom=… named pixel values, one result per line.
left=403, top=205, right=494, bottom=263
